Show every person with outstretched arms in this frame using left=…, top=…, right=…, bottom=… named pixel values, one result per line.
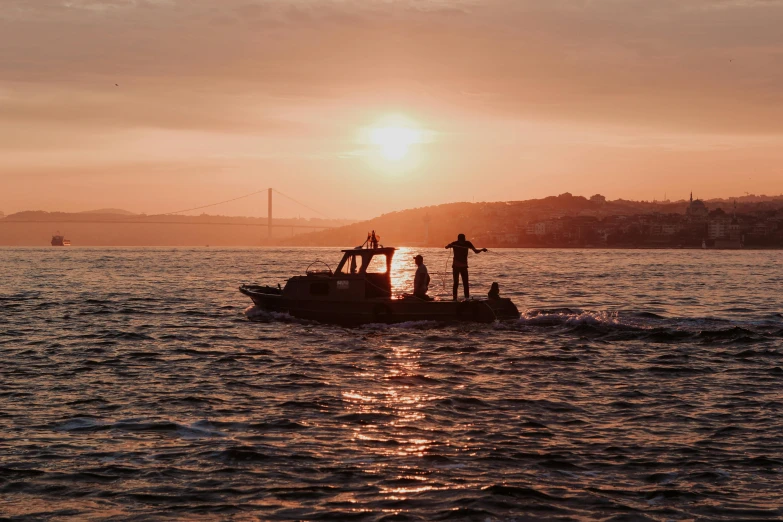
left=445, top=233, right=487, bottom=301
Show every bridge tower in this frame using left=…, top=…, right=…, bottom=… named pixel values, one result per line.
left=267, top=188, right=273, bottom=242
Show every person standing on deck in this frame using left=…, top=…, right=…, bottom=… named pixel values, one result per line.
left=445, top=234, right=487, bottom=301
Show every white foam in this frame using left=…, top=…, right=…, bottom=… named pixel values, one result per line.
left=518, top=309, right=655, bottom=331
left=360, top=320, right=442, bottom=330
left=244, top=306, right=302, bottom=322
left=244, top=305, right=266, bottom=319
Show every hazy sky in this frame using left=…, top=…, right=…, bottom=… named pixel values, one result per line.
left=2, top=0, right=783, bottom=219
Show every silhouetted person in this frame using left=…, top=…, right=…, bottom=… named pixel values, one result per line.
left=445, top=233, right=487, bottom=300
left=413, top=254, right=432, bottom=300
left=371, top=230, right=379, bottom=249
left=488, top=282, right=500, bottom=299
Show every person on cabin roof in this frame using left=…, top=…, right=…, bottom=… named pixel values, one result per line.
left=371, top=230, right=380, bottom=249
left=413, top=254, right=432, bottom=300
left=445, top=233, right=487, bottom=301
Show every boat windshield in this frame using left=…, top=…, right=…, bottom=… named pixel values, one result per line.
left=339, top=254, right=364, bottom=275
left=335, top=249, right=393, bottom=276
left=365, top=255, right=387, bottom=274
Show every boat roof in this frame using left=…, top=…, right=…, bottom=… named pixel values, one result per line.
left=341, top=247, right=396, bottom=254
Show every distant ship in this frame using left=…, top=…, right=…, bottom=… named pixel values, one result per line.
left=51, top=232, right=71, bottom=247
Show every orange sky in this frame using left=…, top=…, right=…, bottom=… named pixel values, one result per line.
left=2, top=0, right=783, bottom=219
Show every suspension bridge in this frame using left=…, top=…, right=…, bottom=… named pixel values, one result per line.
left=0, top=189, right=340, bottom=241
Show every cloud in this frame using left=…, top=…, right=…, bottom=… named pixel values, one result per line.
left=0, top=0, right=782, bottom=134
left=0, top=83, right=302, bottom=136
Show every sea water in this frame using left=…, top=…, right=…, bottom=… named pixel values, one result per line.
left=1, top=247, right=782, bottom=520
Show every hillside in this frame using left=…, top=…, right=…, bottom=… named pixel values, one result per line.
left=4, top=193, right=783, bottom=247
left=80, top=208, right=136, bottom=216
left=282, top=193, right=783, bottom=247
left=0, top=211, right=353, bottom=246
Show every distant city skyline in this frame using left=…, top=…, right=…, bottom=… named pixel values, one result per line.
left=2, top=190, right=783, bottom=220
left=3, top=190, right=783, bottom=247
left=3, top=190, right=783, bottom=221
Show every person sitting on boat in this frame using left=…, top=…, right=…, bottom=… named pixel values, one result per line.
left=488, top=282, right=500, bottom=300
left=445, top=233, right=487, bottom=301
left=413, top=254, right=433, bottom=300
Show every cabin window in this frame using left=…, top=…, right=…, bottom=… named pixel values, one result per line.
left=338, top=260, right=350, bottom=275
left=340, top=255, right=363, bottom=275
left=365, top=255, right=388, bottom=274
left=309, top=282, right=330, bottom=296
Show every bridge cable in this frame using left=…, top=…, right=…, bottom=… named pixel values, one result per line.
left=273, top=189, right=331, bottom=219
left=160, top=189, right=269, bottom=215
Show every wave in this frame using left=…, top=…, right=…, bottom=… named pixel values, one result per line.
left=211, top=446, right=273, bottom=462
left=361, top=320, right=442, bottom=330
left=520, top=309, right=652, bottom=330
left=482, top=484, right=562, bottom=500
left=513, top=308, right=782, bottom=342
left=53, top=418, right=228, bottom=439
left=633, top=311, right=668, bottom=319
left=242, top=301, right=780, bottom=345
left=244, top=305, right=315, bottom=325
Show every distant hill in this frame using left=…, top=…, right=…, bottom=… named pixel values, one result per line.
left=0, top=211, right=353, bottom=246
left=4, top=194, right=783, bottom=247
left=80, top=208, right=136, bottom=216
left=282, top=193, right=783, bottom=247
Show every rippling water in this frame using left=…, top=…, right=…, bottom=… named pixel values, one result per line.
left=2, top=247, right=782, bottom=521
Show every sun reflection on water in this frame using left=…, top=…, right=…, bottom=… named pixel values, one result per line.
left=342, top=340, right=441, bottom=501
left=390, top=247, right=414, bottom=297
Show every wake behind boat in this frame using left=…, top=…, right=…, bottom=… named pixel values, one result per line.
left=240, top=245, right=520, bottom=326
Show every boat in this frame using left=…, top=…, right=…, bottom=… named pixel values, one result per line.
left=51, top=232, right=71, bottom=246
left=239, top=245, right=520, bottom=326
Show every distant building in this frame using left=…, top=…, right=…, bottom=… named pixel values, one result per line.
left=526, top=222, right=543, bottom=236
left=708, top=201, right=742, bottom=247
left=728, top=201, right=741, bottom=241
left=526, top=220, right=562, bottom=237
left=708, top=217, right=730, bottom=239
left=590, top=194, right=606, bottom=204
left=751, top=222, right=770, bottom=237
left=686, top=192, right=709, bottom=221
left=649, top=223, right=680, bottom=236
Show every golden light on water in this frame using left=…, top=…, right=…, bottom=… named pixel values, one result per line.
left=390, top=247, right=413, bottom=296
left=342, top=340, right=440, bottom=492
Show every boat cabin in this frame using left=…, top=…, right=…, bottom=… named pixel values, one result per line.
left=284, top=247, right=396, bottom=301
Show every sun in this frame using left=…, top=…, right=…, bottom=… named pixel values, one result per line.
left=369, top=123, right=423, bottom=161
left=357, top=115, right=432, bottom=170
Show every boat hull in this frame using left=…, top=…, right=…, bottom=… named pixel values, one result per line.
left=239, top=285, right=520, bottom=326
